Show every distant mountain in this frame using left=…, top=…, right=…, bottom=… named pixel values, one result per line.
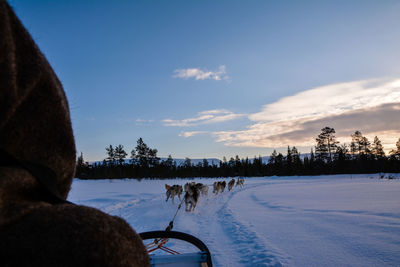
left=89, top=157, right=221, bottom=166
left=90, top=153, right=311, bottom=166
left=171, top=158, right=221, bottom=166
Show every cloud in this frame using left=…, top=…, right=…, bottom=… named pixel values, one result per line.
left=163, top=109, right=245, bottom=127
left=179, top=131, right=207, bottom=138
left=249, top=78, right=400, bottom=122
left=212, top=78, right=400, bottom=151
left=173, top=65, right=229, bottom=81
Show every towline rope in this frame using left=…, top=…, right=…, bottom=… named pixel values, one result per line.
left=165, top=196, right=184, bottom=231
left=143, top=197, right=185, bottom=255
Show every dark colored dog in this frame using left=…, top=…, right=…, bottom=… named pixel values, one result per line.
left=184, top=181, right=196, bottom=192
left=0, top=2, right=149, bottom=266
left=228, top=179, right=235, bottom=191
left=184, top=184, right=200, bottom=212
left=220, top=181, right=227, bottom=193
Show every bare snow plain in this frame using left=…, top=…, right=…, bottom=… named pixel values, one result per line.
left=68, top=174, right=400, bottom=267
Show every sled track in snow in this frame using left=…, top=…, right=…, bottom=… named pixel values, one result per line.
left=216, top=182, right=283, bottom=266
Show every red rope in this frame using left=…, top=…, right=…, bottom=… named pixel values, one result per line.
left=145, top=238, right=180, bottom=255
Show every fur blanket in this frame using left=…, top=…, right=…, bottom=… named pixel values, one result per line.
left=0, top=1, right=149, bottom=266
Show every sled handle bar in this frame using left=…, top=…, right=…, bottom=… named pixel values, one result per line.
left=139, top=230, right=213, bottom=267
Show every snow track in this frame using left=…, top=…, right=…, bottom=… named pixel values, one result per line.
left=177, top=182, right=284, bottom=266
left=69, top=175, right=400, bottom=266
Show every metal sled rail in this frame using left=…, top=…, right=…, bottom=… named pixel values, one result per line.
left=139, top=231, right=213, bottom=267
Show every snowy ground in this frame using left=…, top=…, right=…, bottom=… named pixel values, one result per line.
left=68, top=174, right=400, bottom=267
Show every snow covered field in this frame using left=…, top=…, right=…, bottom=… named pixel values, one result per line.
left=68, top=174, right=400, bottom=266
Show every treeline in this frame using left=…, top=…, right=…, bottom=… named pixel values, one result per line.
left=75, top=128, right=400, bottom=179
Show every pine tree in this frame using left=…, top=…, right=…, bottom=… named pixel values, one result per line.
left=286, top=146, right=292, bottom=164
left=202, top=158, right=209, bottom=168
left=114, top=144, right=127, bottom=165
left=335, top=144, right=349, bottom=161
left=315, top=127, right=339, bottom=161
left=148, top=148, right=159, bottom=167
left=165, top=155, right=174, bottom=169
left=184, top=157, right=192, bottom=168
left=291, top=146, right=300, bottom=159
left=228, top=157, right=235, bottom=167
left=310, top=148, right=315, bottom=162
left=372, top=136, right=385, bottom=158
left=286, top=146, right=293, bottom=174
left=350, top=141, right=357, bottom=157
left=309, top=148, right=315, bottom=173
left=77, top=152, right=85, bottom=168
left=389, top=138, right=400, bottom=159
left=269, top=150, right=277, bottom=165
left=351, top=131, right=363, bottom=155
left=359, top=136, right=371, bottom=155
left=291, top=146, right=301, bottom=172
left=235, top=155, right=241, bottom=168
left=135, top=138, right=150, bottom=167
left=76, top=152, right=87, bottom=177
left=275, top=153, right=284, bottom=174
left=105, top=145, right=115, bottom=164
left=134, top=138, right=159, bottom=167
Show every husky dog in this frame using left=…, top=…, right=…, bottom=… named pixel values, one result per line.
left=194, top=183, right=209, bottom=196
left=184, top=184, right=200, bottom=212
left=201, top=185, right=209, bottom=196
left=213, top=181, right=221, bottom=195
left=236, top=177, right=244, bottom=187
left=195, top=183, right=203, bottom=192
left=165, top=184, right=183, bottom=204
left=228, top=179, right=235, bottom=191
left=184, top=182, right=196, bottom=193
left=220, top=181, right=226, bottom=193
left=213, top=181, right=226, bottom=194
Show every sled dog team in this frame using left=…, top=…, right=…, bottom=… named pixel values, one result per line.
left=165, top=177, right=245, bottom=212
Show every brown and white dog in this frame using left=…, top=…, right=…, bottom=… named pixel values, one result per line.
left=165, top=184, right=183, bottom=204
left=213, top=181, right=226, bottom=194
left=236, top=177, right=245, bottom=187
left=184, top=184, right=200, bottom=212
left=228, top=179, right=235, bottom=191
left=213, top=181, right=221, bottom=194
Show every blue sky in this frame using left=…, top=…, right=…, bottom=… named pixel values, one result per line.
left=10, top=0, right=400, bottom=161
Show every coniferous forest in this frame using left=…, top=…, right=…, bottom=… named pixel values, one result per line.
left=75, top=127, right=400, bottom=179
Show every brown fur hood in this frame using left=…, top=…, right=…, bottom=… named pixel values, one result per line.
left=0, top=1, right=149, bottom=265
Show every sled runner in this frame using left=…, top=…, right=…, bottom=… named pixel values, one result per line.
left=139, top=231, right=212, bottom=267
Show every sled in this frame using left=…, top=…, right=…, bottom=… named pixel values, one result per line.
left=139, top=230, right=213, bottom=267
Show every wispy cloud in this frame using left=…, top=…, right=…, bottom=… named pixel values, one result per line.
left=173, top=65, right=229, bottom=81
left=163, top=109, right=245, bottom=127
left=179, top=131, right=207, bottom=138
left=211, top=78, right=400, bottom=150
